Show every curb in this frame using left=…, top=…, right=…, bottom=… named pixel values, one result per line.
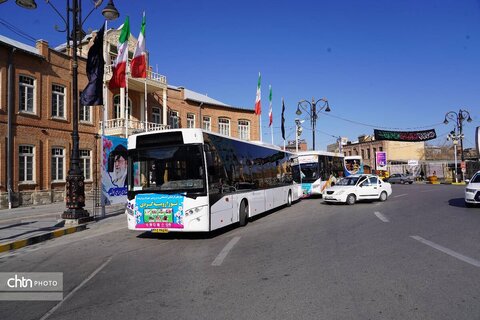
left=0, top=224, right=87, bottom=253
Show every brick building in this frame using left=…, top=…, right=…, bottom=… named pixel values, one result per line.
left=327, top=134, right=425, bottom=172
left=0, top=30, right=257, bottom=208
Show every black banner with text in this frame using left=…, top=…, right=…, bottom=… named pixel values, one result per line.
left=374, top=129, right=437, bottom=142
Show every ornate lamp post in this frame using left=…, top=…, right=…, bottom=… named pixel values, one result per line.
left=6, top=0, right=119, bottom=220
left=444, top=109, right=472, bottom=181
left=296, top=97, right=331, bottom=150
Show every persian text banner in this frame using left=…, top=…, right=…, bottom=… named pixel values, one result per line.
left=374, top=129, right=436, bottom=142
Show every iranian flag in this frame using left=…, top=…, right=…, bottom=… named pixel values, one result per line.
left=254, top=72, right=261, bottom=115
left=268, top=85, right=273, bottom=126
left=131, top=13, right=146, bottom=78
left=109, top=16, right=130, bottom=89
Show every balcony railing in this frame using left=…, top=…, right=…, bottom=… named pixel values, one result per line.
left=100, top=119, right=170, bottom=136
left=104, top=64, right=167, bottom=85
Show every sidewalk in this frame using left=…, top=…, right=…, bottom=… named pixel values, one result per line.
left=0, top=201, right=125, bottom=253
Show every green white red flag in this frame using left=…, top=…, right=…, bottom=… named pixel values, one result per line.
left=254, top=72, right=261, bottom=115
left=131, top=12, right=146, bottom=78
left=109, top=16, right=130, bottom=89
left=268, top=85, right=272, bottom=126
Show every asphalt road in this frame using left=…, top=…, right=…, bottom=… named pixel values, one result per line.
left=0, top=184, right=479, bottom=320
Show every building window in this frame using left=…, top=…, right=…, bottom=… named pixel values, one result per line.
left=367, top=149, right=371, bottom=159
left=51, top=84, right=66, bottom=118
left=113, top=95, right=132, bottom=119
left=379, top=146, right=383, bottom=152
left=187, top=113, right=195, bottom=128
left=361, top=149, right=365, bottom=159
left=51, top=147, right=65, bottom=181
left=218, top=118, right=230, bottom=136
left=203, top=116, right=211, bottom=131
left=152, top=107, right=161, bottom=124
left=238, top=120, right=250, bottom=140
left=170, top=110, right=179, bottom=128
left=373, top=147, right=377, bottom=156
left=19, top=145, right=34, bottom=182
left=19, top=75, right=35, bottom=113
left=80, top=149, right=91, bottom=180
left=80, top=104, right=91, bottom=123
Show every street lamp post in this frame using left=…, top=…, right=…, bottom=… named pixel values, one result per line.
left=447, top=131, right=459, bottom=183
left=296, top=97, right=331, bottom=150
left=295, top=119, right=304, bottom=152
left=6, top=0, right=119, bottom=220
left=444, top=109, right=472, bottom=181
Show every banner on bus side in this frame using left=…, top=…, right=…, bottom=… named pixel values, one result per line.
left=134, top=193, right=185, bottom=229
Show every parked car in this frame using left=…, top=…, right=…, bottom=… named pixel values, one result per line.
left=385, top=173, right=414, bottom=184
left=323, top=174, right=392, bottom=205
left=465, top=171, right=480, bottom=208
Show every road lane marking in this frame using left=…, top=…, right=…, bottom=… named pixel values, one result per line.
left=393, top=194, right=407, bottom=198
left=410, top=235, right=480, bottom=268
left=212, top=236, right=241, bottom=266
left=374, top=211, right=389, bottom=223
left=39, top=256, right=113, bottom=320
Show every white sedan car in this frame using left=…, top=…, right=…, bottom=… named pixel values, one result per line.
left=465, top=171, right=480, bottom=208
left=323, top=174, right=392, bottom=205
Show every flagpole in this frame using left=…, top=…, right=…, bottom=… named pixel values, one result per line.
left=125, top=59, right=129, bottom=139
left=259, top=114, right=262, bottom=142
left=101, top=20, right=108, bottom=218
left=144, top=78, right=148, bottom=132
left=271, top=124, right=273, bottom=145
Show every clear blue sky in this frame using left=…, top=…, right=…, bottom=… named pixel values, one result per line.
left=1, top=0, right=479, bottom=150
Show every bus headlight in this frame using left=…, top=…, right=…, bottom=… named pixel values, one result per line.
left=185, top=205, right=207, bottom=217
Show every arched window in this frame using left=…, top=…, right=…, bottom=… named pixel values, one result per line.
left=238, top=120, right=250, bottom=140
left=152, top=107, right=162, bottom=124
left=113, top=95, right=132, bottom=119
left=218, top=118, right=230, bottom=136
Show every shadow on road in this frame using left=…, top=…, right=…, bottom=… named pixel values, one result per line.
left=448, top=198, right=467, bottom=208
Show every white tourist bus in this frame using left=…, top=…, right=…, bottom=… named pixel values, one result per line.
left=292, top=151, right=344, bottom=197
left=125, top=129, right=300, bottom=233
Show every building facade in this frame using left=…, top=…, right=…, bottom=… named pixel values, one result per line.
left=328, top=134, right=426, bottom=172
left=0, top=30, right=257, bottom=208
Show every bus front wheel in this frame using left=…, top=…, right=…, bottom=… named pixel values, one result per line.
left=287, top=191, right=292, bottom=207
left=239, top=200, right=249, bottom=226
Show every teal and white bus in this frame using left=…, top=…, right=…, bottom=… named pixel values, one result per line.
left=125, top=129, right=300, bottom=233
left=291, top=151, right=344, bottom=198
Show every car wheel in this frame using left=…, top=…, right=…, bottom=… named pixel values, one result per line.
left=346, top=194, right=356, bottom=205
left=408, top=181, right=413, bottom=184
left=400, top=180, right=405, bottom=184
left=379, top=191, right=387, bottom=202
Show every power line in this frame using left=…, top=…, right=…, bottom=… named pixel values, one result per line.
left=0, top=18, right=37, bottom=44
left=318, top=111, right=445, bottom=130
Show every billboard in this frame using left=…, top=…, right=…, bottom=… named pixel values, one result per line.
left=102, top=135, right=128, bottom=205
left=476, top=127, right=479, bottom=159
left=375, top=151, right=387, bottom=171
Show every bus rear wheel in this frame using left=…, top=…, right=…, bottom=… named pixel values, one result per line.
left=287, top=191, right=292, bottom=207
left=239, top=200, right=249, bottom=226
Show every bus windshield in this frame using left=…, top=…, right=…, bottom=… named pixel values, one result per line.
left=129, top=144, right=206, bottom=195
left=292, top=162, right=319, bottom=183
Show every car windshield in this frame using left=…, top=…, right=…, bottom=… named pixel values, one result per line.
left=471, top=174, right=480, bottom=183
left=336, top=176, right=360, bottom=186
left=129, top=145, right=206, bottom=194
